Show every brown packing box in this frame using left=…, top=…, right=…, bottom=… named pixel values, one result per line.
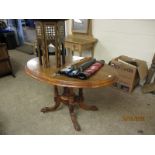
left=109, top=55, right=148, bottom=92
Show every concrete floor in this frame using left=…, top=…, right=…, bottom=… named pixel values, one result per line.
left=0, top=50, right=155, bottom=135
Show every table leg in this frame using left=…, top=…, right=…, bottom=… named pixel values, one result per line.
left=78, top=88, right=98, bottom=111
left=41, top=86, right=61, bottom=113
left=72, top=51, right=74, bottom=56
left=41, top=86, right=98, bottom=131
left=91, top=47, right=94, bottom=58
left=67, top=48, right=74, bottom=56
left=63, top=88, right=81, bottom=131
left=8, top=60, right=15, bottom=77
left=68, top=104, right=81, bottom=131
left=79, top=50, right=82, bottom=57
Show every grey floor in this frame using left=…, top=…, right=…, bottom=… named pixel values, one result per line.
left=0, top=50, right=155, bottom=135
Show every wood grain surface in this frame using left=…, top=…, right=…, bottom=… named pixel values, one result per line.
left=25, top=56, right=116, bottom=88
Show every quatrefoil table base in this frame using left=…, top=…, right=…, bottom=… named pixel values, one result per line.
left=41, top=86, right=98, bottom=131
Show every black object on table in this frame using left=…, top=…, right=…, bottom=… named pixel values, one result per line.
left=58, top=59, right=105, bottom=80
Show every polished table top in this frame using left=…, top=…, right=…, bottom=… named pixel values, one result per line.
left=25, top=56, right=116, bottom=88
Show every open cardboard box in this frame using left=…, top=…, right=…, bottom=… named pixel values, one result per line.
left=109, top=55, right=148, bottom=92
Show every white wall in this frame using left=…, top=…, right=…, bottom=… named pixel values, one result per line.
left=67, top=19, right=155, bottom=67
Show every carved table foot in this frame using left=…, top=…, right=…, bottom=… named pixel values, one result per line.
left=41, top=86, right=98, bottom=131
left=41, top=102, right=60, bottom=113
left=69, top=105, right=81, bottom=131
left=78, top=88, right=98, bottom=111
left=79, top=102, right=98, bottom=111
left=41, top=86, right=61, bottom=113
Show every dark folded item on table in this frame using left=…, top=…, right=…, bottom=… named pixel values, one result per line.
left=71, top=57, right=92, bottom=70
left=58, top=58, right=96, bottom=77
left=59, top=68, right=80, bottom=78
left=79, top=58, right=96, bottom=71
left=58, top=66, right=73, bottom=75
left=58, top=59, right=105, bottom=80
left=68, top=69, right=79, bottom=77
left=78, top=60, right=105, bottom=80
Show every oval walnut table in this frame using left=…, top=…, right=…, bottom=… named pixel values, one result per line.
left=25, top=56, right=116, bottom=131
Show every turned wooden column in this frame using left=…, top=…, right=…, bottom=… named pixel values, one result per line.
left=40, top=86, right=98, bottom=131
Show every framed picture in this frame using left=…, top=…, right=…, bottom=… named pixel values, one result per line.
left=72, top=19, right=89, bottom=34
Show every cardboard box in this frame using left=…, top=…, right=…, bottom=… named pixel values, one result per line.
left=109, top=55, right=148, bottom=92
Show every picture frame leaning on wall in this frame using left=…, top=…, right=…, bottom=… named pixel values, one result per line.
left=72, top=19, right=89, bottom=34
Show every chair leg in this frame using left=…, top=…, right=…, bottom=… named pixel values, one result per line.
left=8, top=58, right=15, bottom=77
